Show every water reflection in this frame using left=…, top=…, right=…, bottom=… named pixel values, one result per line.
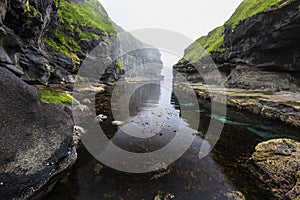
left=45, top=67, right=300, bottom=200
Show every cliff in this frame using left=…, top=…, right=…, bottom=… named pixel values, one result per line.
left=174, top=0, right=300, bottom=92
left=0, top=1, right=162, bottom=199
left=0, top=0, right=162, bottom=85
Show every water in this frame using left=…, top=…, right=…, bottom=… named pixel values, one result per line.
left=45, top=71, right=299, bottom=200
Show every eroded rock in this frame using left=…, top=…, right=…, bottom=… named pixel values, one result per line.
left=0, top=68, right=76, bottom=200
left=250, top=138, right=300, bottom=199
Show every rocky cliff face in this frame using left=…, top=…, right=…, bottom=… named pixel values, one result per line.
left=0, top=0, right=121, bottom=85
left=0, top=0, right=162, bottom=85
left=0, top=1, right=162, bottom=199
left=175, top=0, right=300, bottom=92
left=117, top=29, right=163, bottom=79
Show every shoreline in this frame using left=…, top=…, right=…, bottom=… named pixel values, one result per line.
left=174, top=83, right=300, bottom=127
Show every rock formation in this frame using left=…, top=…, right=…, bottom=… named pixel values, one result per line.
left=0, top=0, right=162, bottom=85
left=250, top=138, right=300, bottom=199
left=174, top=0, right=300, bottom=92
left=0, top=68, right=77, bottom=199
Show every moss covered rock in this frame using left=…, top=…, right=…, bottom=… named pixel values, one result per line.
left=250, top=138, right=300, bottom=199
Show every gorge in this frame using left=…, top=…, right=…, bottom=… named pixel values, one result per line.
left=0, top=0, right=300, bottom=199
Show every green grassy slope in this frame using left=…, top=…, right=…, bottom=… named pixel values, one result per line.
left=44, top=0, right=116, bottom=66
left=181, top=0, right=291, bottom=64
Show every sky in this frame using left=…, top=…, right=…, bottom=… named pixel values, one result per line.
left=100, top=0, right=243, bottom=66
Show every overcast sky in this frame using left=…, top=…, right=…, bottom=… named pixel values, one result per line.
left=100, top=0, right=243, bottom=66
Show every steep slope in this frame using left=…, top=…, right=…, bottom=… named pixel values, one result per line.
left=0, top=1, right=162, bottom=199
left=0, top=0, right=115, bottom=84
left=175, top=0, right=300, bottom=91
left=116, top=25, right=163, bottom=79
left=0, top=0, right=162, bottom=85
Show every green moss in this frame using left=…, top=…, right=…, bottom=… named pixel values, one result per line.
left=44, top=37, right=81, bottom=66
left=44, top=0, right=116, bottom=67
left=53, top=0, right=59, bottom=7
left=23, top=4, right=38, bottom=18
left=225, top=0, right=285, bottom=28
left=37, top=87, right=73, bottom=105
left=58, top=0, right=116, bottom=34
left=115, top=60, right=125, bottom=74
left=182, top=26, right=224, bottom=63
left=181, top=0, right=289, bottom=64
left=78, top=31, right=100, bottom=41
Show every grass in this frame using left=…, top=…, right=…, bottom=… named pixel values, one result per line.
left=181, top=26, right=224, bottom=63
left=180, top=0, right=289, bottom=64
left=115, top=60, right=125, bottom=74
left=36, top=86, right=73, bottom=105
left=58, top=0, right=116, bottom=34
left=225, top=0, right=284, bottom=28
left=45, top=34, right=81, bottom=66
left=44, top=0, right=116, bottom=66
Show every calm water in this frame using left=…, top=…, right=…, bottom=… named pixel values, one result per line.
left=45, top=73, right=299, bottom=200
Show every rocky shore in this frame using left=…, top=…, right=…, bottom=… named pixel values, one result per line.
left=175, top=83, right=300, bottom=127
left=250, top=138, right=300, bottom=200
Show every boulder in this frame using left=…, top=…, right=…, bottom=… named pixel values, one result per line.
left=0, top=68, right=76, bottom=200
left=250, top=138, right=300, bottom=199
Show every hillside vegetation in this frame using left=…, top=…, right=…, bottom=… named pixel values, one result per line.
left=181, top=0, right=291, bottom=64
left=45, top=0, right=116, bottom=65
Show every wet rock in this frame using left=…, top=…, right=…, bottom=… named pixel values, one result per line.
left=225, top=190, right=246, bottom=200
left=250, top=138, right=300, bottom=199
left=72, top=104, right=92, bottom=124
left=94, top=114, right=107, bottom=122
left=153, top=191, right=175, bottom=200
left=0, top=68, right=76, bottom=200
left=112, top=120, right=125, bottom=126
left=73, top=126, right=86, bottom=146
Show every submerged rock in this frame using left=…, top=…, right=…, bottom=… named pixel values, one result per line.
left=250, top=138, right=300, bottom=199
left=0, top=68, right=76, bottom=200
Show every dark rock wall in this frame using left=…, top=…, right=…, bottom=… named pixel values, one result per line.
left=0, top=0, right=163, bottom=85
left=0, top=0, right=73, bottom=84
left=175, top=0, right=300, bottom=91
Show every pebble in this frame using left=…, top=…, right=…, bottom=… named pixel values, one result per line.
left=94, top=114, right=107, bottom=122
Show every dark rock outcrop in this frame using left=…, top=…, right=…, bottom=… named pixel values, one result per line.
left=0, top=0, right=74, bottom=85
left=0, top=0, right=163, bottom=85
left=250, top=138, right=300, bottom=199
left=175, top=0, right=300, bottom=92
left=0, top=68, right=76, bottom=200
left=0, top=0, right=118, bottom=85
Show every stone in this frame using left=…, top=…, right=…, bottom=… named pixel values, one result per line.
left=94, top=114, right=107, bottom=122
left=0, top=68, right=76, bottom=200
left=112, top=120, right=125, bottom=126
left=250, top=138, right=300, bottom=199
